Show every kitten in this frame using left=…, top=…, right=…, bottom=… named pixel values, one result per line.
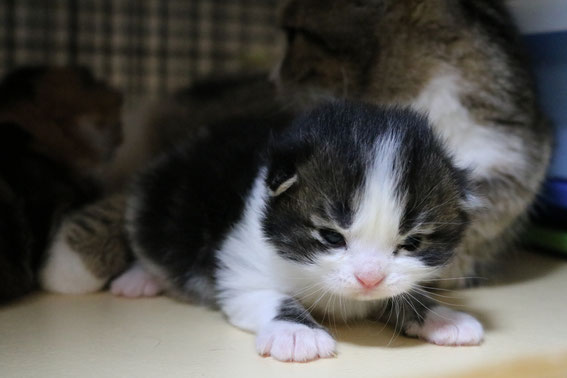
left=0, top=66, right=123, bottom=303
left=39, top=193, right=132, bottom=294
left=0, top=66, right=123, bottom=178
left=273, top=0, right=553, bottom=286
left=114, top=101, right=483, bottom=362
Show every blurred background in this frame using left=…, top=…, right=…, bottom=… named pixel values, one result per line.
left=0, top=0, right=566, bottom=190
left=0, top=0, right=283, bottom=103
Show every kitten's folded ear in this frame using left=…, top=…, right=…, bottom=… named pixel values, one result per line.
left=266, top=134, right=311, bottom=197
left=266, top=151, right=300, bottom=197
left=267, top=169, right=298, bottom=197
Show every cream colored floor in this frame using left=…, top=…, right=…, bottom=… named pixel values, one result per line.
left=1, top=252, right=567, bottom=378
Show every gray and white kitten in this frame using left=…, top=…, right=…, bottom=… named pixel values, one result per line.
left=112, top=102, right=483, bottom=362
left=274, top=0, right=553, bottom=286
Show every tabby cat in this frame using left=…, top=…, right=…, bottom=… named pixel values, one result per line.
left=273, top=0, right=552, bottom=287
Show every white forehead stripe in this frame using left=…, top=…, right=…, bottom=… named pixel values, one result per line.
left=351, top=134, right=405, bottom=247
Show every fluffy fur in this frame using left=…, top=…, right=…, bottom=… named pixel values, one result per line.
left=274, top=0, right=553, bottom=286
left=123, top=102, right=483, bottom=362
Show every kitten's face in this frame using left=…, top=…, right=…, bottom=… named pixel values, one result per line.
left=274, top=0, right=384, bottom=104
left=263, top=102, right=472, bottom=301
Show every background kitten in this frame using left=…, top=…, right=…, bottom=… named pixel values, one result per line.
left=0, top=66, right=123, bottom=180
left=39, top=194, right=131, bottom=294
left=0, top=66, right=123, bottom=303
left=120, top=101, right=482, bottom=362
left=274, top=0, right=552, bottom=286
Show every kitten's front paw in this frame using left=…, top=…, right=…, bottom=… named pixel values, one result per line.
left=110, top=264, right=163, bottom=298
left=256, top=321, right=336, bottom=362
left=405, top=306, right=483, bottom=346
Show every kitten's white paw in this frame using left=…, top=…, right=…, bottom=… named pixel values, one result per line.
left=256, top=321, right=336, bottom=362
left=110, top=264, right=163, bottom=297
left=405, top=306, right=484, bottom=346
left=39, top=225, right=105, bottom=294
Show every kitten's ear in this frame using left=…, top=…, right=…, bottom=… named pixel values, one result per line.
left=266, top=154, right=298, bottom=197
left=266, top=136, right=311, bottom=197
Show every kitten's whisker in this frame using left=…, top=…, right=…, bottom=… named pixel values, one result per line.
left=387, top=297, right=402, bottom=347
left=412, top=286, right=461, bottom=299
left=414, top=284, right=455, bottom=292
left=405, top=291, right=458, bottom=324
left=426, top=276, right=488, bottom=282
left=411, top=288, right=469, bottom=308
left=297, top=287, right=330, bottom=324
left=374, top=298, right=394, bottom=339
left=400, top=293, right=423, bottom=322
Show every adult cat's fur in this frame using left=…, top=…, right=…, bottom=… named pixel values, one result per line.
left=274, top=0, right=552, bottom=286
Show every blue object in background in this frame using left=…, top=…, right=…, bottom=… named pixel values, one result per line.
left=524, top=31, right=567, bottom=179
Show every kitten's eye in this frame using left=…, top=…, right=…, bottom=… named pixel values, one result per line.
left=319, top=229, right=346, bottom=248
left=398, top=236, right=422, bottom=252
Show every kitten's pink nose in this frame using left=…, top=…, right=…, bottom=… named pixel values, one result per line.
left=355, top=272, right=385, bottom=289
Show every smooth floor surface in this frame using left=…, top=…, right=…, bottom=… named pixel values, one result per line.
left=1, top=252, right=567, bottom=378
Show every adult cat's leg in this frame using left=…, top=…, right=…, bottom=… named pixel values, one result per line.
left=219, top=290, right=336, bottom=362
left=379, top=291, right=484, bottom=346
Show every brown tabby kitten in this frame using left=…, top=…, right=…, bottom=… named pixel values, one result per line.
left=0, top=66, right=123, bottom=302
left=273, top=0, right=552, bottom=287
left=40, top=193, right=131, bottom=294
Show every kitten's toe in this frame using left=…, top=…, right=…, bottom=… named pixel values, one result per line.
left=256, top=321, right=336, bottom=362
left=405, top=306, right=484, bottom=346
left=110, top=264, right=163, bottom=298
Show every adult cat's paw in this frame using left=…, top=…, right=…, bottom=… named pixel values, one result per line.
left=110, top=264, right=163, bottom=297
left=256, top=321, right=336, bottom=362
left=405, top=306, right=484, bottom=346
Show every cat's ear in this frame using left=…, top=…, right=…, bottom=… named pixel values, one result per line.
left=266, top=137, right=311, bottom=197
left=266, top=153, right=298, bottom=197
